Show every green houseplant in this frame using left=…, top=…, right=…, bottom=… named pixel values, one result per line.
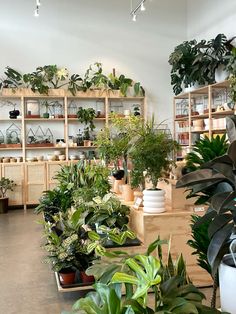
left=77, top=107, right=96, bottom=143
left=128, top=116, right=179, bottom=213
left=169, top=34, right=230, bottom=95
left=65, top=239, right=223, bottom=314
left=176, top=139, right=236, bottom=313
left=226, top=47, right=236, bottom=103
left=184, top=135, right=229, bottom=205
left=0, top=177, right=16, bottom=214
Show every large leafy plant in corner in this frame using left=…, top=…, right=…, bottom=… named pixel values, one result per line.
left=169, top=34, right=230, bottom=95
left=177, top=139, right=236, bottom=275
left=169, top=39, right=199, bottom=95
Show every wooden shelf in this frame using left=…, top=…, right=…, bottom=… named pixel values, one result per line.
left=68, top=118, right=106, bottom=121
left=212, top=128, right=226, bottom=134
left=174, top=80, right=230, bottom=154
left=0, top=147, right=22, bottom=150
left=191, top=129, right=209, bottom=134
left=212, top=110, right=234, bottom=117
left=25, top=118, right=65, bottom=121
left=25, top=146, right=66, bottom=150
left=0, top=118, right=22, bottom=121
left=174, top=116, right=189, bottom=121
left=68, top=146, right=97, bottom=149
left=191, top=114, right=208, bottom=119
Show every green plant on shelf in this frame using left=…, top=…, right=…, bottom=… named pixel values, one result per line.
left=169, top=33, right=231, bottom=95
left=77, top=107, right=96, bottom=134
left=0, top=63, right=145, bottom=97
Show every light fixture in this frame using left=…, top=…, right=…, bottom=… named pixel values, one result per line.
left=34, top=5, right=39, bottom=17
left=130, top=0, right=146, bottom=21
left=34, top=0, right=41, bottom=17
left=132, top=13, right=137, bottom=22
left=140, top=1, right=146, bottom=11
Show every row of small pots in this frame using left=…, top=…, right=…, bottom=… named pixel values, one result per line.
left=59, top=269, right=94, bottom=286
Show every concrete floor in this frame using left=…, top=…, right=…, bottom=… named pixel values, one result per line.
left=0, top=209, right=86, bottom=314
left=0, top=209, right=218, bottom=314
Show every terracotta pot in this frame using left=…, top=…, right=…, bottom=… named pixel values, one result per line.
left=122, top=184, right=134, bottom=202
left=80, top=271, right=95, bottom=284
left=113, top=179, right=124, bottom=194
left=59, top=269, right=76, bottom=285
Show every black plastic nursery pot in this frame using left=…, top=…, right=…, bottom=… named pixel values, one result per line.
left=112, top=169, right=125, bottom=180
left=0, top=198, right=9, bottom=214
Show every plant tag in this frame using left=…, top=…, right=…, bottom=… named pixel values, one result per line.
left=133, top=197, right=142, bottom=210
left=193, top=206, right=205, bottom=212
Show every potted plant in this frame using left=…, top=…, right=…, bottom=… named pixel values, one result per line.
left=176, top=139, right=236, bottom=313
left=68, top=239, right=222, bottom=314
left=42, top=209, right=107, bottom=285
left=0, top=177, right=16, bottom=214
left=129, top=116, right=179, bottom=213
left=184, top=135, right=229, bottom=205
left=41, top=100, right=50, bottom=118
left=169, top=34, right=230, bottom=95
left=77, top=107, right=96, bottom=146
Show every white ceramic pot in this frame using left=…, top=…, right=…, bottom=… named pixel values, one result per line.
left=219, top=254, right=236, bottom=313
left=215, top=65, right=228, bottom=83
left=143, top=189, right=166, bottom=214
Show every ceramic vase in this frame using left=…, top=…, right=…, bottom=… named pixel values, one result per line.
left=143, top=189, right=166, bottom=214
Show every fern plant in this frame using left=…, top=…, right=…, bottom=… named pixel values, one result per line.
left=186, top=135, right=228, bottom=171
left=185, top=135, right=228, bottom=205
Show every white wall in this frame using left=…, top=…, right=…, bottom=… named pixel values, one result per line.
left=187, top=0, right=236, bottom=40
left=0, top=0, right=187, bottom=126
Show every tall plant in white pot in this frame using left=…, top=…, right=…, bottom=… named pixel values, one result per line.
left=129, top=117, right=179, bottom=214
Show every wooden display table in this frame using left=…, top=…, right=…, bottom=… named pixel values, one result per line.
left=129, top=206, right=212, bottom=287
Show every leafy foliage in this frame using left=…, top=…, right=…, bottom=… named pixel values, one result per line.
left=169, top=34, right=231, bottom=95
left=35, top=161, right=110, bottom=221
left=77, top=107, right=96, bottom=133
left=177, top=140, right=236, bottom=275
left=65, top=238, right=223, bottom=314
left=185, top=135, right=229, bottom=205
left=187, top=215, right=212, bottom=276
left=0, top=63, right=145, bottom=97
left=129, top=116, right=179, bottom=189
left=95, top=114, right=142, bottom=174
left=0, top=177, right=16, bottom=198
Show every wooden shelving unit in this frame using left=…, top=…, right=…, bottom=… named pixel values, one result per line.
left=173, top=80, right=233, bottom=158
left=0, top=88, right=146, bottom=208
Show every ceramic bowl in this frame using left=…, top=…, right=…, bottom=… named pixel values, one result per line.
left=59, top=155, right=65, bottom=161
left=37, top=156, right=44, bottom=161
left=27, top=157, right=35, bottom=162
left=70, top=155, right=77, bottom=160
